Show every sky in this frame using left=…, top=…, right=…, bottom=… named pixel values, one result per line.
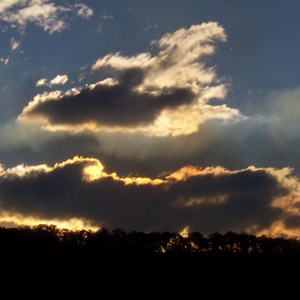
left=1, top=0, right=300, bottom=237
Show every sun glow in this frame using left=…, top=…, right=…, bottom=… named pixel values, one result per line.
left=0, top=211, right=99, bottom=231
left=179, top=226, right=190, bottom=238
left=82, top=160, right=106, bottom=181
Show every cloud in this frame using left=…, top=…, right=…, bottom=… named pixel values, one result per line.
left=92, top=22, right=226, bottom=92
left=20, top=22, right=243, bottom=136
left=74, top=3, right=93, bottom=19
left=101, top=14, right=113, bottom=20
left=6, top=86, right=300, bottom=182
left=22, top=74, right=196, bottom=130
left=0, top=120, right=100, bottom=168
left=0, top=211, right=98, bottom=231
left=36, top=78, right=47, bottom=87
left=10, top=37, right=21, bottom=52
left=0, top=156, right=300, bottom=237
left=0, top=57, right=9, bottom=65
left=36, top=74, right=68, bottom=87
left=0, top=0, right=93, bottom=33
left=259, top=87, right=300, bottom=141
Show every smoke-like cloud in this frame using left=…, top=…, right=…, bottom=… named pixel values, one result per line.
left=0, top=156, right=300, bottom=237
left=19, top=22, right=243, bottom=136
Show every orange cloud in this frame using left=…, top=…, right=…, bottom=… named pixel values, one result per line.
left=0, top=156, right=300, bottom=237
left=0, top=211, right=98, bottom=231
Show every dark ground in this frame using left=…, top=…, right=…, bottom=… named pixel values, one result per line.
left=0, top=226, right=299, bottom=299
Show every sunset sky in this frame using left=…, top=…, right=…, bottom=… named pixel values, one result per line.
left=1, top=0, right=300, bottom=237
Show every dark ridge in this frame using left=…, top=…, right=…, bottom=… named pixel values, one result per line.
left=0, top=225, right=299, bottom=299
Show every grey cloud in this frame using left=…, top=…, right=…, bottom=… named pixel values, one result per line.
left=8, top=106, right=300, bottom=182
left=0, top=158, right=289, bottom=234
left=24, top=68, right=195, bottom=128
left=284, top=216, right=300, bottom=229
left=0, top=122, right=100, bottom=168
left=92, top=115, right=300, bottom=178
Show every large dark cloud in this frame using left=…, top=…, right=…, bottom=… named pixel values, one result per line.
left=0, top=157, right=290, bottom=234
left=23, top=68, right=195, bottom=128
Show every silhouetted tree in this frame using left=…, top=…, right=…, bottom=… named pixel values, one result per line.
left=0, top=225, right=300, bottom=298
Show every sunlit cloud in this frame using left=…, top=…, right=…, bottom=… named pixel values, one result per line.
left=19, top=22, right=243, bottom=136
left=0, top=0, right=25, bottom=13
left=49, top=74, right=68, bottom=86
left=0, top=211, right=99, bottom=231
left=10, top=37, right=21, bottom=52
left=20, top=78, right=197, bottom=135
left=92, top=22, right=226, bottom=91
left=0, top=156, right=300, bottom=236
left=92, top=53, right=153, bottom=71
left=0, top=0, right=93, bottom=33
left=36, top=78, right=47, bottom=87
left=74, top=3, right=93, bottom=19
left=36, top=74, right=68, bottom=87
left=0, top=162, right=51, bottom=178
left=36, top=74, right=69, bottom=87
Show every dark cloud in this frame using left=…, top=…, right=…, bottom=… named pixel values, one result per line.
left=0, top=157, right=289, bottom=233
left=23, top=68, right=195, bottom=128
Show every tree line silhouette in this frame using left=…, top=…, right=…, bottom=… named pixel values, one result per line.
left=0, top=224, right=299, bottom=255
left=0, top=225, right=300, bottom=299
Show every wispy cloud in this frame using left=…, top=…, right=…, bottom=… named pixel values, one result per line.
left=20, top=22, right=243, bottom=136
left=0, top=156, right=299, bottom=237
left=0, top=0, right=93, bottom=33
left=101, top=14, right=113, bottom=20
left=0, top=57, right=9, bottom=65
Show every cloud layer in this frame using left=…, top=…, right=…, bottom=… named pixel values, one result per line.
left=20, top=22, right=241, bottom=136
left=1, top=156, right=300, bottom=237
left=2, top=18, right=300, bottom=240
